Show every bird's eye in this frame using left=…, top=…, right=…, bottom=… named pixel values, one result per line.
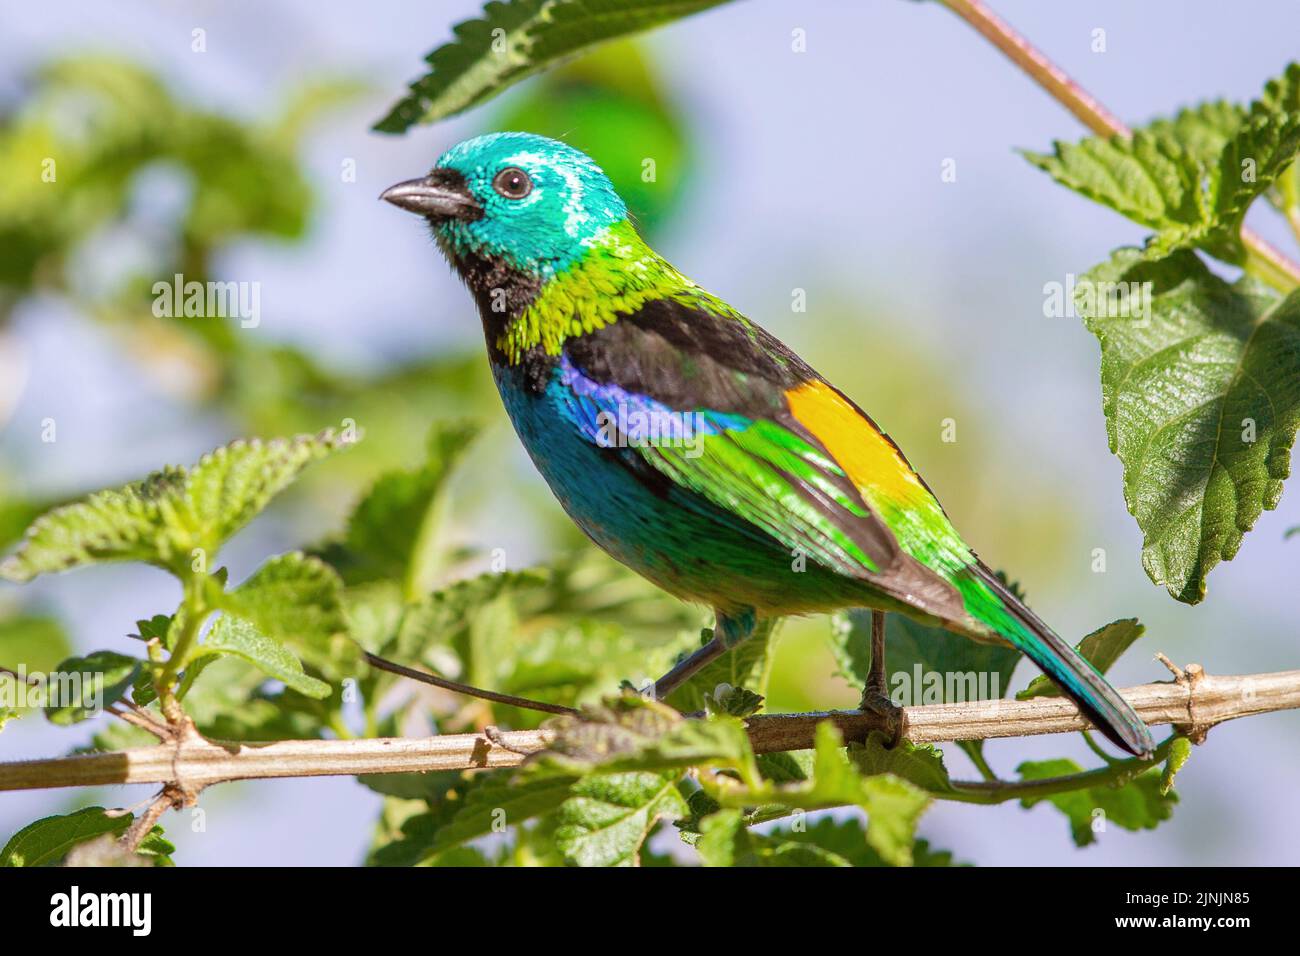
left=492, top=166, right=533, bottom=200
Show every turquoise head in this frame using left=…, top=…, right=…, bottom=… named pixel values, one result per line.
left=381, top=132, right=627, bottom=274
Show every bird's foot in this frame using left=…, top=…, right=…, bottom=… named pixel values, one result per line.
left=858, top=685, right=905, bottom=749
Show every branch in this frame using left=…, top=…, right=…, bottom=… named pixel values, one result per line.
left=1, top=667, right=1295, bottom=795
left=940, top=0, right=1300, bottom=292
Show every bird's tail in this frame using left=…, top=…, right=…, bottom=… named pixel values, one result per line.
left=955, top=562, right=1155, bottom=758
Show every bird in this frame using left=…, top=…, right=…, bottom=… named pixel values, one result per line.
left=380, top=131, right=1155, bottom=758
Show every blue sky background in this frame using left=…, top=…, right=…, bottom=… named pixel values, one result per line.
left=1, top=0, right=1298, bottom=865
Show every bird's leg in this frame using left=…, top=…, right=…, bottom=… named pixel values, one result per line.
left=654, top=609, right=755, bottom=701
left=858, top=610, right=905, bottom=746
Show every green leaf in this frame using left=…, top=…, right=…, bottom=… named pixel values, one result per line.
left=184, top=431, right=354, bottom=550
left=0, top=612, right=74, bottom=672
left=420, top=773, right=575, bottom=858
left=392, top=568, right=548, bottom=660
left=2, top=807, right=130, bottom=866
left=834, top=609, right=1021, bottom=704
left=723, top=816, right=966, bottom=868
left=702, top=723, right=931, bottom=866
left=553, top=770, right=688, bottom=866
left=1017, top=618, right=1145, bottom=700
left=0, top=613, right=74, bottom=730
left=374, top=0, right=733, bottom=132
left=530, top=694, right=756, bottom=779
left=850, top=732, right=956, bottom=795
left=196, top=614, right=331, bottom=699
left=666, top=618, right=779, bottom=714
left=44, top=651, right=140, bottom=725
left=1024, top=63, right=1300, bottom=266
left=220, top=551, right=354, bottom=677
left=320, top=421, right=477, bottom=591
left=1161, top=736, right=1193, bottom=795
left=492, top=40, right=691, bottom=233
left=0, top=431, right=350, bottom=582
left=0, top=468, right=188, bottom=581
left=696, top=808, right=851, bottom=867
left=1017, top=758, right=1177, bottom=847
left=1077, top=248, right=1300, bottom=602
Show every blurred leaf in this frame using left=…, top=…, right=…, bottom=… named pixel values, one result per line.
left=0, top=612, right=72, bottom=672
left=835, top=609, right=1020, bottom=703
left=44, top=650, right=140, bottom=725
left=1018, top=619, right=1145, bottom=700
left=2, top=807, right=129, bottom=866
left=318, top=422, right=479, bottom=593
left=196, top=615, right=331, bottom=699
left=0, top=431, right=351, bottom=582
left=1017, top=758, right=1178, bottom=847
left=493, top=40, right=690, bottom=231
left=553, top=770, right=688, bottom=866
left=375, top=0, right=732, bottom=132
left=1077, top=248, right=1300, bottom=603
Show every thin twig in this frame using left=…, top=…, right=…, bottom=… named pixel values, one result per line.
left=940, top=0, right=1300, bottom=291
left=107, top=704, right=171, bottom=740
left=118, top=788, right=179, bottom=852
left=0, top=667, right=1294, bottom=795
left=363, top=651, right=579, bottom=716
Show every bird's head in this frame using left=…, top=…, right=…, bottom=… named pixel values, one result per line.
left=381, top=132, right=627, bottom=275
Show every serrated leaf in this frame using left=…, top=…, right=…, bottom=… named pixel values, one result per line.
left=420, top=773, right=575, bottom=858
left=1078, top=248, right=1300, bottom=602
left=43, top=651, right=140, bottom=725
left=1017, top=618, right=1145, bottom=700
left=850, top=732, right=956, bottom=794
left=703, top=722, right=931, bottom=866
left=1025, top=62, right=1300, bottom=267
left=531, top=694, right=756, bottom=778
left=220, top=551, right=354, bottom=676
left=0, top=431, right=350, bottom=582
left=0, top=468, right=188, bottom=581
left=1018, top=758, right=1177, bottom=847
left=186, top=431, right=352, bottom=546
left=196, top=614, right=331, bottom=698
left=553, top=770, right=688, bottom=866
left=2, top=807, right=131, bottom=866
left=696, top=808, right=851, bottom=867
left=730, top=816, right=966, bottom=868
left=375, top=0, right=732, bottom=132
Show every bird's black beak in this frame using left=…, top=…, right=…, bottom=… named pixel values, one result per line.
left=380, top=169, right=483, bottom=222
